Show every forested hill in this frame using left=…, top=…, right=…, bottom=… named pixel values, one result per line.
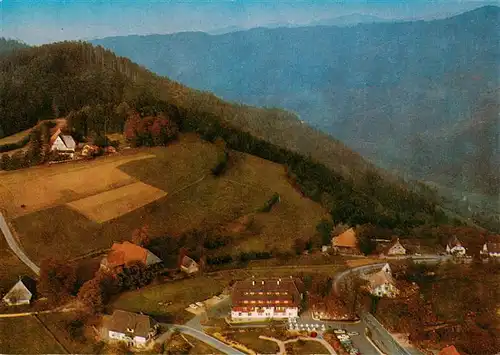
left=0, top=38, right=29, bottom=56
left=0, top=41, right=375, bottom=180
left=0, top=41, right=459, bottom=232
left=91, top=5, right=500, bottom=198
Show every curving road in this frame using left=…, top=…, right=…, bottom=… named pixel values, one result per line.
left=157, top=324, right=246, bottom=355
left=0, top=211, right=40, bottom=275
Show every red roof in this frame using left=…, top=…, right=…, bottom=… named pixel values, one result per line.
left=231, top=277, right=302, bottom=308
left=103, top=242, right=148, bottom=268
left=439, top=345, right=460, bottom=355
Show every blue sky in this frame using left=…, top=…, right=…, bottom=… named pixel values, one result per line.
left=0, top=0, right=497, bottom=44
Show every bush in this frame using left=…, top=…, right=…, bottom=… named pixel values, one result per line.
left=212, top=150, right=229, bottom=176
left=258, top=193, right=280, bottom=213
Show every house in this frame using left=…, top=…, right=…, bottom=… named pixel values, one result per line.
left=49, top=128, right=76, bottom=158
left=100, top=241, right=162, bottom=271
left=481, top=242, right=500, bottom=258
left=364, top=264, right=399, bottom=298
left=106, top=310, right=159, bottom=347
left=439, top=345, right=461, bottom=355
left=331, top=227, right=360, bottom=254
left=231, top=277, right=304, bottom=321
left=446, top=236, right=467, bottom=257
left=179, top=255, right=199, bottom=275
left=2, top=276, right=37, bottom=306
left=379, top=238, right=406, bottom=257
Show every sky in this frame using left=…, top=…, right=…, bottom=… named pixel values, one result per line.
left=0, top=0, right=497, bottom=45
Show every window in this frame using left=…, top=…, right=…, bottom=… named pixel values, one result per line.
left=275, top=292, right=280, bottom=295
left=243, top=300, right=249, bottom=304
left=283, top=300, right=289, bottom=304
left=249, top=292, right=255, bottom=295
left=258, top=292, right=263, bottom=295
left=251, top=300, right=256, bottom=304
left=244, top=292, right=248, bottom=295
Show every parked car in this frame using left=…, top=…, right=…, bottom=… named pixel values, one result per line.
left=347, top=331, right=359, bottom=336
left=195, top=302, right=204, bottom=307
left=333, top=329, right=346, bottom=334
left=189, top=304, right=198, bottom=309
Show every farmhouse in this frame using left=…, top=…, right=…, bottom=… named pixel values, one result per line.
left=481, top=242, right=500, bottom=258
left=331, top=227, right=360, bottom=254
left=446, top=236, right=466, bottom=257
left=364, top=264, right=399, bottom=298
left=379, top=238, right=406, bottom=257
left=179, top=255, right=199, bottom=275
left=2, top=276, right=37, bottom=306
left=49, top=128, right=76, bottom=158
left=100, top=241, right=162, bottom=271
left=105, top=310, right=159, bottom=347
left=231, top=277, right=304, bottom=321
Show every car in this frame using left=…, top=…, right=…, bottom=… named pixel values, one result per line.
left=195, top=302, right=204, bottom=307
left=347, top=331, right=359, bottom=336
left=414, top=253, right=422, bottom=256
left=189, top=304, right=198, bottom=309
left=333, top=329, right=346, bottom=334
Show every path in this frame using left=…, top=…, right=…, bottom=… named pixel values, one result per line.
left=157, top=324, right=246, bottom=355
left=0, top=211, right=40, bottom=275
left=0, top=306, right=77, bottom=318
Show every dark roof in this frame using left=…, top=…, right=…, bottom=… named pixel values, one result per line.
left=20, top=276, right=37, bottom=295
left=231, top=277, right=302, bottom=308
left=108, top=310, right=156, bottom=338
left=485, top=242, right=500, bottom=253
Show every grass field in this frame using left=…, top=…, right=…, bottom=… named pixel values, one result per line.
left=112, top=276, right=229, bottom=321
left=0, top=152, right=154, bottom=218
left=0, top=316, right=66, bottom=354
left=228, top=331, right=279, bottom=354
left=0, top=128, right=31, bottom=145
left=7, top=133, right=327, bottom=264
left=37, top=313, right=96, bottom=354
left=67, top=181, right=167, bottom=223
left=285, top=339, right=329, bottom=354
left=184, top=334, right=224, bottom=355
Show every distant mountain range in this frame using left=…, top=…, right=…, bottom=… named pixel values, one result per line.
left=91, top=5, right=500, bottom=199
left=208, top=13, right=390, bottom=35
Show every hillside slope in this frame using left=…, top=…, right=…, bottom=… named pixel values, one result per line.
left=91, top=5, right=500, bottom=197
left=0, top=41, right=462, bottom=233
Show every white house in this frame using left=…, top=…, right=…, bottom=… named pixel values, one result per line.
left=446, top=236, right=467, bottom=257
left=179, top=255, right=199, bottom=275
left=379, top=238, right=406, bottom=257
left=106, top=310, right=159, bottom=347
left=231, top=277, right=304, bottom=321
left=481, top=242, right=500, bottom=258
left=363, top=264, right=399, bottom=298
left=49, top=128, right=76, bottom=158
left=2, top=276, right=37, bottom=306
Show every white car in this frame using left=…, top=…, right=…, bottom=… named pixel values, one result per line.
left=334, top=329, right=346, bottom=334
left=347, top=331, right=359, bottom=336
left=195, top=302, right=204, bottom=307
left=189, top=304, right=198, bottom=309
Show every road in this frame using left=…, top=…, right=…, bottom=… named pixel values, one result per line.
left=157, top=324, right=246, bottom=355
left=331, top=254, right=449, bottom=355
left=0, top=211, right=40, bottom=275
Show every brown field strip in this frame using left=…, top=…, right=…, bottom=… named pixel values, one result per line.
left=345, top=258, right=382, bottom=268
left=67, top=182, right=167, bottom=223
left=0, top=153, right=155, bottom=218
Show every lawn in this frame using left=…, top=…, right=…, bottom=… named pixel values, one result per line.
left=111, top=276, right=229, bottom=321
left=0, top=128, right=31, bottom=145
left=9, top=133, right=327, bottom=264
left=0, top=316, right=66, bottom=354
left=184, top=334, right=224, bottom=355
left=228, top=330, right=280, bottom=354
left=285, top=339, right=330, bottom=354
